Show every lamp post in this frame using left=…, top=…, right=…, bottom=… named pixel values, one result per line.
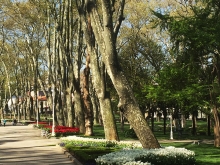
left=51, top=84, right=55, bottom=136
left=169, top=108, right=173, bottom=140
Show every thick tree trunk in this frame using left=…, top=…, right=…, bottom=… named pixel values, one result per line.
left=103, top=57, right=159, bottom=147
left=213, top=106, right=220, bottom=147
left=57, top=89, right=65, bottom=126
left=90, top=86, right=100, bottom=125
left=79, top=4, right=119, bottom=140
left=73, top=15, right=85, bottom=133
left=99, top=95, right=119, bottom=140
left=78, top=0, right=160, bottom=148
left=74, top=87, right=85, bottom=133
left=66, top=88, right=74, bottom=127
left=82, top=54, right=93, bottom=136
left=87, top=40, right=119, bottom=140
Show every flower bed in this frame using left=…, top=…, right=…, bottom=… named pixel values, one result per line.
left=95, top=147, right=195, bottom=165
left=42, top=125, right=80, bottom=137
left=31, top=123, right=80, bottom=137
left=61, top=136, right=195, bottom=165
left=61, top=136, right=142, bottom=148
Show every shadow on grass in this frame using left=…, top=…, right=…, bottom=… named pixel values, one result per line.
left=81, top=121, right=218, bottom=165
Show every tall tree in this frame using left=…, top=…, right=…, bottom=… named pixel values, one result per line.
left=78, top=0, right=119, bottom=140
left=77, top=0, right=160, bottom=148
left=153, top=0, right=220, bottom=146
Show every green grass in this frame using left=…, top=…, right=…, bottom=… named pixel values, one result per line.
left=65, top=145, right=120, bottom=165
left=66, top=119, right=218, bottom=165
left=161, top=143, right=220, bottom=165
left=90, top=120, right=214, bottom=141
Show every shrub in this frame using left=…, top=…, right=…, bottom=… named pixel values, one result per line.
left=124, top=129, right=137, bottom=138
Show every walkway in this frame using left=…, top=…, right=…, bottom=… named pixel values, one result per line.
left=0, top=123, right=77, bottom=165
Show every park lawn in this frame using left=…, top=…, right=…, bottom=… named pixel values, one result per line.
left=66, top=141, right=220, bottom=165
left=161, top=142, right=220, bottom=165
left=91, top=120, right=214, bottom=141
left=65, top=145, right=121, bottom=165
left=63, top=118, right=215, bottom=164
left=87, top=120, right=218, bottom=165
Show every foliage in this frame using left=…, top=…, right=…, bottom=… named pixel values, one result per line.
left=118, top=34, right=167, bottom=109
left=124, top=129, right=138, bottom=138
left=143, top=62, right=209, bottom=115
left=152, top=0, right=220, bottom=107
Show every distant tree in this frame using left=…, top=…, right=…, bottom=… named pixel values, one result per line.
left=153, top=0, right=220, bottom=146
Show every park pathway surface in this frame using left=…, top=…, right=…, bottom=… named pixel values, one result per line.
left=0, top=123, right=75, bottom=165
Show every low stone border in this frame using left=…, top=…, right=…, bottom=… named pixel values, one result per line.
left=56, top=144, right=83, bottom=165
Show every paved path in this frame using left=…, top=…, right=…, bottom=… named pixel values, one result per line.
left=0, top=123, right=75, bottom=165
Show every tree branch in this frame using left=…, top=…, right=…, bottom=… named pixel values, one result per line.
left=113, top=0, right=125, bottom=40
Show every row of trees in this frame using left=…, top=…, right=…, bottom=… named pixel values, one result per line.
left=0, top=0, right=220, bottom=147
left=0, top=0, right=161, bottom=148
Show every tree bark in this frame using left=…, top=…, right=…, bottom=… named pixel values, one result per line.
left=213, top=106, right=220, bottom=147
left=207, top=114, right=211, bottom=136
left=79, top=9, right=119, bottom=140
left=74, top=16, right=85, bottom=133
left=192, top=111, right=197, bottom=135
left=90, top=85, right=100, bottom=125
left=77, top=0, right=160, bottom=148
left=82, top=54, right=94, bottom=136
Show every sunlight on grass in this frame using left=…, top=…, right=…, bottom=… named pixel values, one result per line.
left=88, top=119, right=218, bottom=165
left=161, top=143, right=220, bottom=165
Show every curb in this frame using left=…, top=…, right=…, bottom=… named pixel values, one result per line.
left=56, top=144, right=83, bottom=165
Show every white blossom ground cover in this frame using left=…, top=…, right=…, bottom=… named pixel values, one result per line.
left=61, top=135, right=142, bottom=148
left=95, top=147, right=195, bottom=165
left=61, top=136, right=195, bottom=165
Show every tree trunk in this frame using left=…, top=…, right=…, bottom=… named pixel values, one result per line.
left=207, top=114, right=211, bottom=136
left=66, top=88, right=74, bottom=127
left=74, top=87, right=85, bottom=133
left=26, top=95, right=31, bottom=120
left=74, top=15, right=85, bottom=133
left=82, top=54, right=93, bottom=136
left=213, top=106, right=220, bottom=147
left=82, top=13, right=119, bottom=140
left=192, top=111, right=197, bottom=135
left=77, top=0, right=160, bottom=148
left=163, top=109, right=167, bottom=135
left=120, top=111, right=125, bottom=132
left=90, top=86, right=100, bottom=125
left=151, top=107, right=155, bottom=132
